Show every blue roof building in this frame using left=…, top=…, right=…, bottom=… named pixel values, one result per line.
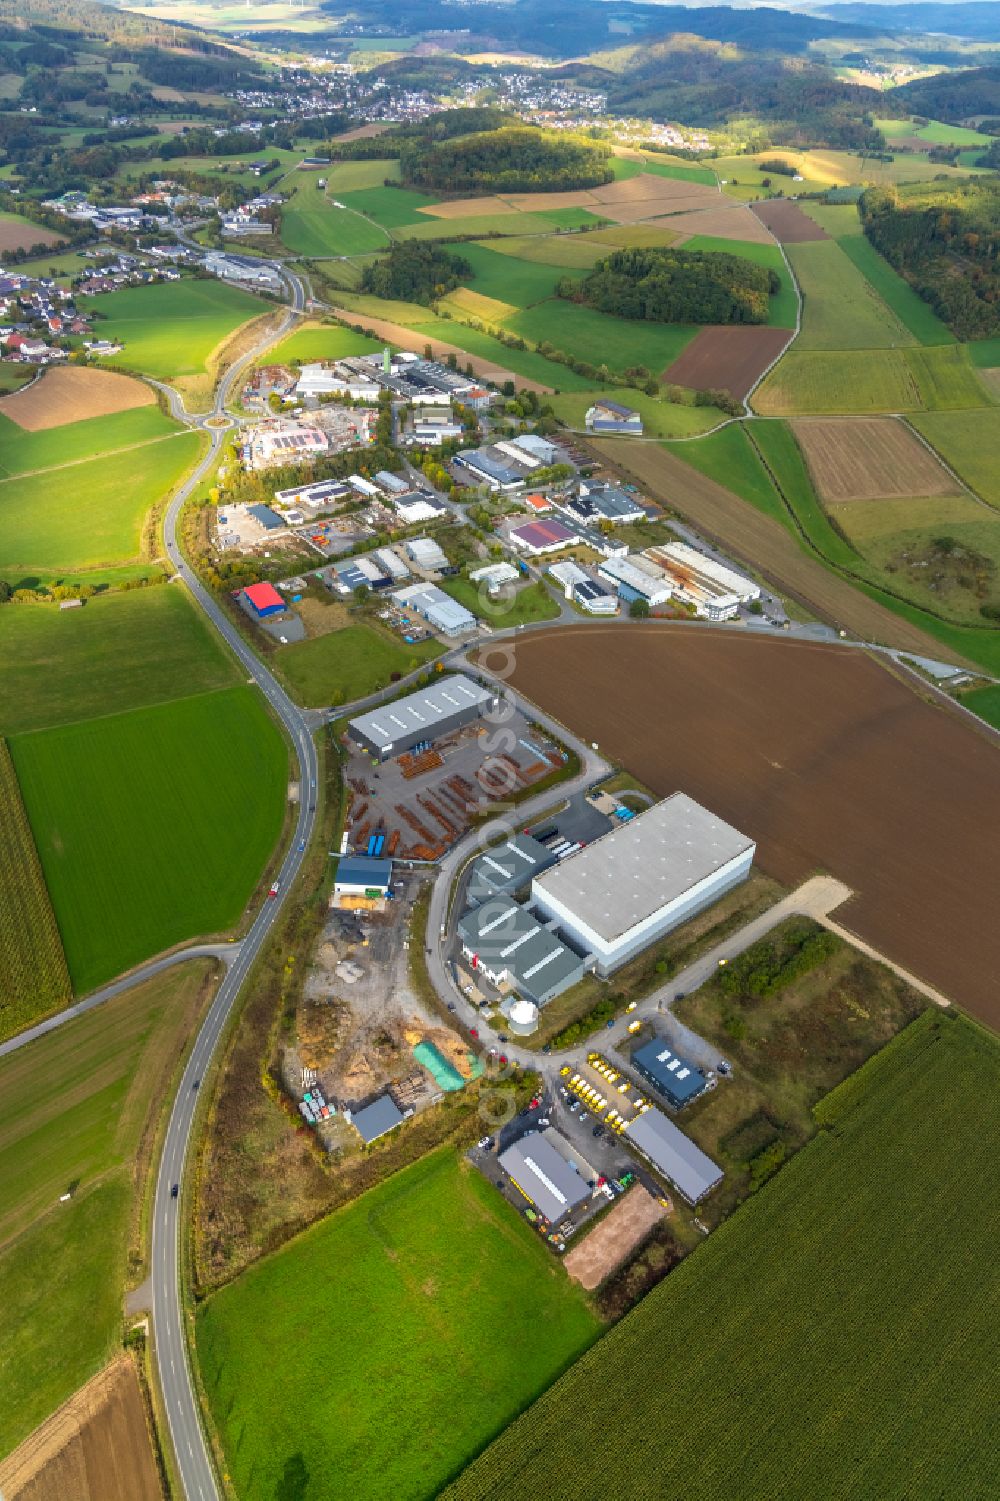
left=631, top=1037, right=708, bottom=1110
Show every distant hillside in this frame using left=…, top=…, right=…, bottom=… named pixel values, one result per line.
left=894, top=66, right=1000, bottom=123
left=821, top=3, right=1000, bottom=44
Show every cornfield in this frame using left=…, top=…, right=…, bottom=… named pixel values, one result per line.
left=0, top=738, right=71, bottom=1038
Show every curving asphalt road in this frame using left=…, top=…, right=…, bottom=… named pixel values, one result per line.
left=148, top=262, right=321, bottom=1501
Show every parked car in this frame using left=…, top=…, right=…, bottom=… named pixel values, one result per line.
left=537, top=1117, right=551, bottom=1128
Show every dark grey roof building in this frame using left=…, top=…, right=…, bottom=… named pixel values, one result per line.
left=347, top=676, right=497, bottom=760
left=351, top=1094, right=405, bottom=1144
left=499, top=1131, right=590, bottom=1222
left=466, top=835, right=557, bottom=906
left=457, top=895, right=585, bottom=1006
left=625, top=1107, right=723, bottom=1203
left=631, top=1038, right=708, bottom=1110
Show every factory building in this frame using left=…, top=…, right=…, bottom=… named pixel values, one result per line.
left=350, top=1093, right=405, bottom=1146
left=347, top=676, right=498, bottom=760
left=454, top=448, right=526, bottom=492
left=507, top=518, right=576, bottom=557
left=597, top=555, right=673, bottom=609
left=392, top=582, right=476, bottom=638
left=625, top=1107, right=723, bottom=1203
left=457, top=896, right=586, bottom=1007
left=643, top=543, right=756, bottom=622
left=499, top=1131, right=590, bottom=1223
left=585, top=398, right=643, bottom=435
left=530, top=793, right=755, bottom=976
left=630, top=1038, right=708, bottom=1110
left=334, top=856, right=393, bottom=899
left=466, top=834, right=557, bottom=906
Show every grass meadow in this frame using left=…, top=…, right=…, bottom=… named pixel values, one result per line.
left=197, top=1148, right=600, bottom=1501
left=410, top=320, right=596, bottom=389
left=834, top=234, right=956, bottom=346
left=960, top=684, right=1000, bottom=730
left=547, top=388, right=726, bottom=438
left=786, top=239, right=916, bottom=350
left=0, top=431, right=203, bottom=579
left=273, top=622, right=441, bottom=708
left=0, top=403, right=178, bottom=479
left=440, top=577, right=560, bottom=628
left=90, top=279, right=265, bottom=379
left=669, top=422, right=791, bottom=526
left=753, top=345, right=990, bottom=415
left=0, top=587, right=238, bottom=735
left=279, top=178, right=390, bottom=256
left=265, top=322, right=382, bottom=366
left=11, top=686, right=287, bottom=992
left=912, top=409, right=1000, bottom=508
left=339, top=184, right=439, bottom=227
left=0, top=961, right=215, bottom=1456
left=456, top=242, right=572, bottom=308
left=447, top=1012, right=1000, bottom=1501
left=504, top=299, right=697, bottom=375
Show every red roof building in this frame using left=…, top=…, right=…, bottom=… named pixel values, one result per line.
left=508, top=519, right=576, bottom=557
left=242, top=581, right=285, bottom=618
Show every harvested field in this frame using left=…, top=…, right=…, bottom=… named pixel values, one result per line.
left=441, top=286, right=519, bottom=324
left=666, top=202, right=774, bottom=245
left=505, top=626, right=1000, bottom=1025
left=419, top=195, right=519, bottom=219
left=0, top=215, right=60, bottom=254
left=586, top=436, right=972, bottom=664
left=499, top=189, right=602, bottom=212
left=326, top=304, right=549, bottom=392
left=598, top=193, right=722, bottom=225
left=0, top=367, right=155, bottom=431
left=591, top=174, right=717, bottom=206
left=0, top=1358, right=163, bottom=1501
left=663, top=325, right=792, bottom=400
left=792, top=417, right=963, bottom=502
left=564, top=1187, right=665, bottom=1291
left=582, top=225, right=679, bottom=249
left=751, top=199, right=829, bottom=243
left=330, top=122, right=390, bottom=142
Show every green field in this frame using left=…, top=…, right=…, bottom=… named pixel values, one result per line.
left=834, top=233, right=956, bottom=346
left=273, top=623, right=442, bottom=708
left=754, top=345, right=990, bottom=415
left=911, top=409, right=1000, bottom=508
left=410, top=320, right=597, bottom=389
left=396, top=209, right=605, bottom=242
left=441, top=577, right=560, bottom=627
left=669, top=422, right=790, bottom=525
left=265, top=322, right=382, bottom=366
left=90, top=279, right=265, bottom=379
left=548, top=388, right=726, bottom=438
left=325, top=158, right=403, bottom=192
left=456, top=242, right=572, bottom=308
left=448, top=1011, right=1000, bottom=1501
left=279, top=178, right=391, bottom=257
left=478, top=234, right=610, bottom=270
left=339, top=184, right=439, bottom=227
left=960, top=684, right=1000, bottom=730
left=0, top=365, right=32, bottom=393
left=967, top=337, right=1000, bottom=370
left=505, top=300, right=697, bottom=376
left=0, top=432, right=202, bottom=578
left=681, top=235, right=797, bottom=329
left=787, top=238, right=915, bottom=350
left=0, top=587, right=238, bottom=735
left=11, top=686, right=287, bottom=991
left=198, top=1148, right=601, bottom=1501
left=0, top=402, right=177, bottom=479
left=878, top=115, right=993, bottom=148
left=0, top=961, right=213, bottom=1455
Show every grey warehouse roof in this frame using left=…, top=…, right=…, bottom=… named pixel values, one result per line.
left=499, top=1132, right=589, bottom=1222
left=458, top=896, right=582, bottom=1000
left=348, top=676, right=494, bottom=751
left=351, top=1094, right=404, bottom=1144
left=532, top=793, right=754, bottom=944
left=626, top=1107, right=723, bottom=1202
left=335, top=856, right=393, bottom=889
left=632, top=1037, right=706, bottom=1107
left=467, top=835, right=556, bottom=904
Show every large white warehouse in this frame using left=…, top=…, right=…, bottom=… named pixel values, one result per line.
left=530, top=793, right=755, bottom=975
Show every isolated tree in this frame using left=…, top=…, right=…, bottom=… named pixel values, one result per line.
left=629, top=597, right=650, bottom=619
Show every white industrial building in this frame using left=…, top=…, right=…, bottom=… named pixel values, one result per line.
left=548, top=560, right=618, bottom=615
left=404, top=536, right=449, bottom=572
left=393, top=492, right=450, bottom=525
left=597, top=555, right=673, bottom=609
left=645, top=542, right=759, bottom=622
left=347, top=676, right=497, bottom=760
left=530, top=793, right=755, bottom=975
left=203, top=251, right=282, bottom=292
left=469, top=561, right=520, bottom=592
left=392, top=582, right=476, bottom=637
left=294, top=363, right=380, bottom=400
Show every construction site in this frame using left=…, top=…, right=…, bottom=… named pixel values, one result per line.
left=340, top=708, right=564, bottom=864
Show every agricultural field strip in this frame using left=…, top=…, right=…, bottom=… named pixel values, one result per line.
left=0, top=427, right=193, bottom=485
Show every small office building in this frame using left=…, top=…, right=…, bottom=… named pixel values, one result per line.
left=631, top=1038, right=708, bottom=1110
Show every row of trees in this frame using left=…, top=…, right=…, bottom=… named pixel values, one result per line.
left=561, top=246, right=778, bottom=326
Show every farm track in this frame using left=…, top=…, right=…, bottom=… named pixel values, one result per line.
left=585, top=435, right=976, bottom=666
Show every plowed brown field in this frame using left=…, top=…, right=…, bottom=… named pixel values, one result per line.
left=420, top=195, right=519, bottom=219
left=587, top=436, right=973, bottom=664
left=564, top=1187, right=666, bottom=1290
left=751, top=200, right=829, bottom=243
left=0, top=218, right=59, bottom=254
left=0, top=366, right=155, bottom=431
left=666, top=203, right=775, bottom=244
left=792, top=417, right=962, bottom=502
left=0, top=1359, right=163, bottom=1501
left=506, top=626, right=1000, bottom=1025
left=663, top=326, right=792, bottom=400
left=599, top=195, right=721, bottom=225
left=591, top=175, right=717, bottom=206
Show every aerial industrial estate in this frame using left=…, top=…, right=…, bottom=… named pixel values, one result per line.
left=1, top=0, right=999, bottom=1498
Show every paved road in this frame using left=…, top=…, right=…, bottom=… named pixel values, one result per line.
left=147, top=261, right=321, bottom=1501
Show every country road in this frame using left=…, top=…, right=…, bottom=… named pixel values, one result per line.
left=145, top=260, right=321, bottom=1501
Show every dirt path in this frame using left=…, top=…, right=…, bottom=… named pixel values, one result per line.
left=586, top=435, right=976, bottom=666
left=0, top=1358, right=163, bottom=1501
left=326, top=305, right=553, bottom=393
